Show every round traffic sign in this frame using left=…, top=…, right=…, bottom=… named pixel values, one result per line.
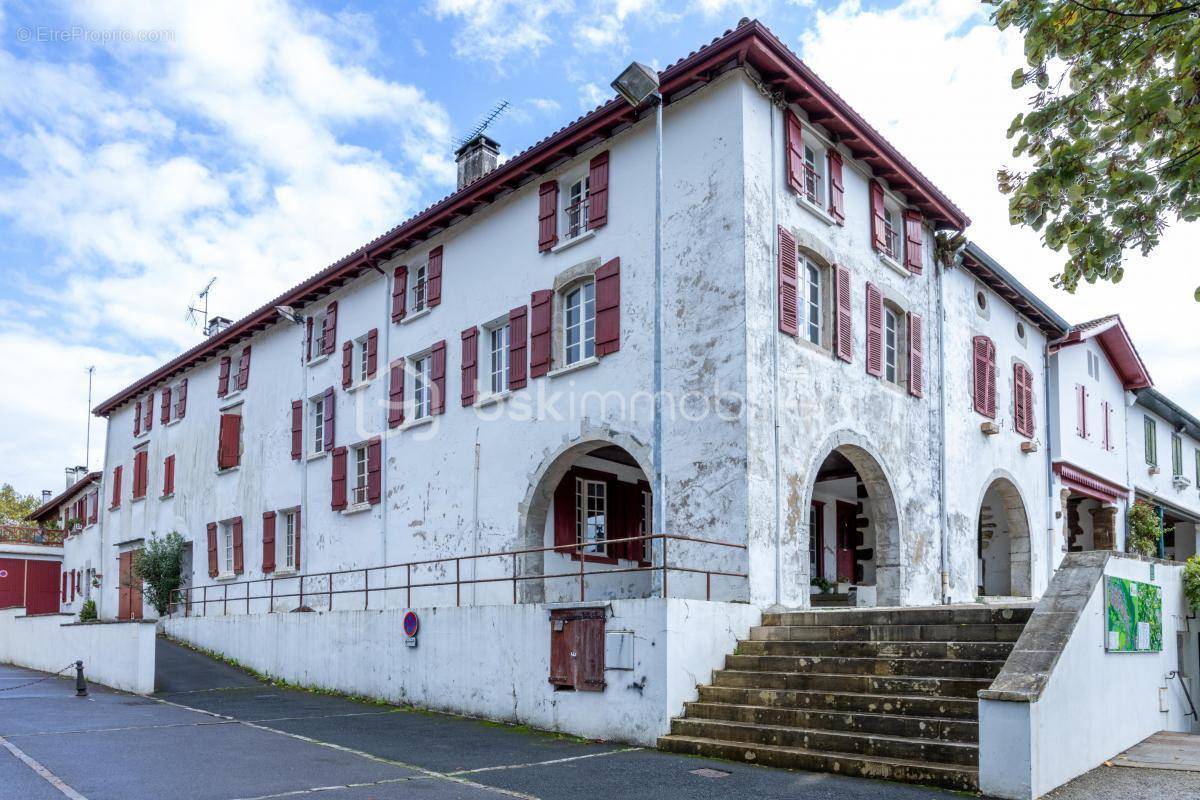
left=402, top=611, right=419, bottom=638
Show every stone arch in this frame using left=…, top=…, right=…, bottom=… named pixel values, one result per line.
left=799, top=430, right=904, bottom=607
left=975, top=471, right=1033, bottom=597
left=515, top=425, right=653, bottom=602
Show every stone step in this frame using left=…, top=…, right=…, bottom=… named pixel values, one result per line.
left=711, top=669, right=991, bottom=699
left=736, top=638, right=1015, bottom=660
left=749, top=622, right=1026, bottom=643
left=682, top=701, right=978, bottom=742
left=761, top=606, right=1033, bottom=628
left=669, top=718, right=978, bottom=766
left=657, top=735, right=978, bottom=792
left=724, top=654, right=1005, bottom=679
left=696, top=684, right=980, bottom=719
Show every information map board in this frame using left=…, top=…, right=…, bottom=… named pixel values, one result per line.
left=1105, top=576, right=1162, bottom=653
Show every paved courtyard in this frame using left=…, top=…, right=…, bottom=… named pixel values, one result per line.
left=0, top=639, right=1196, bottom=800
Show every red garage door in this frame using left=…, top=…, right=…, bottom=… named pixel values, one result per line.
left=25, top=560, right=61, bottom=615
left=0, top=558, right=27, bottom=608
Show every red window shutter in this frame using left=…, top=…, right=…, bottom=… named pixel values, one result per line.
left=1013, top=364, right=1028, bottom=436
left=461, top=326, right=478, bottom=407
left=306, top=316, right=314, bottom=361
left=163, top=454, right=175, bottom=496
left=111, top=466, right=122, bottom=508
left=538, top=181, right=558, bottom=252
left=367, top=436, right=382, bottom=505
left=834, top=265, right=853, bottom=362
left=217, top=356, right=231, bottom=397
left=827, top=149, right=845, bottom=224
left=869, top=181, right=886, bottom=252
left=206, top=522, right=218, bottom=577
left=388, top=359, right=405, bottom=428
left=903, top=211, right=924, bottom=274
left=70, top=569, right=75, bottom=602
left=323, top=387, right=335, bottom=450
left=342, top=340, right=353, bottom=388
left=144, top=393, right=154, bottom=431
left=427, top=246, right=443, bottom=307
left=553, top=471, right=576, bottom=549
left=294, top=508, right=302, bottom=571
left=176, top=378, right=188, bottom=418
left=973, top=336, right=997, bottom=418
left=529, top=290, right=553, bottom=377
left=330, top=446, right=348, bottom=510
left=61, top=573, right=67, bottom=603
left=291, top=400, right=303, bottom=460
left=777, top=227, right=798, bottom=336
left=587, top=151, right=609, bottom=229
left=392, top=265, right=408, bottom=322
left=864, top=282, right=883, bottom=377
left=133, top=450, right=147, bottom=498
left=366, top=328, right=378, bottom=378
left=594, top=257, right=621, bottom=355
left=908, top=313, right=924, bottom=398
left=238, top=346, right=251, bottom=390
left=160, top=388, right=172, bottom=424
left=431, top=339, right=447, bottom=415
left=262, top=511, right=276, bottom=573
left=232, top=516, right=244, bottom=574
left=323, top=301, right=338, bottom=355
left=1076, top=384, right=1088, bottom=438
left=785, top=111, right=804, bottom=194
left=508, top=305, right=528, bottom=390
left=88, top=491, right=98, bottom=524
left=218, top=414, right=241, bottom=469
left=134, top=400, right=142, bottom=436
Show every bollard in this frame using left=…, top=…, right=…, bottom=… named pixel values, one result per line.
left=74, top=660, right=88, bottom=697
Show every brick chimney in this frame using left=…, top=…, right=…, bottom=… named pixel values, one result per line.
left=455, top=134, right=500, bottom=190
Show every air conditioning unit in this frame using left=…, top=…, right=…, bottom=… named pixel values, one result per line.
left=1173, top=475, right=1192, bottom=491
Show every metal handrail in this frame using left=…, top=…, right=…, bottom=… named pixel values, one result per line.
left=170, top=533, right=746, bottom=617
left=1167, top=670, right=1198, bottom=720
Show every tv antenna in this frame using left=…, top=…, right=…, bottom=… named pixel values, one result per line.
left=186, top=277, right=217, bottom=329
left=454, top=100, right=509, bottom=149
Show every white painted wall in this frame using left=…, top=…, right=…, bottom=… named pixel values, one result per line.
left=979, top=555, right=1193, bottom=799
left=164, top=598, right=758, bottom=745
left=1129, top=403, right=1200, bottom=519
left=0, top=607, right=156, bottom=694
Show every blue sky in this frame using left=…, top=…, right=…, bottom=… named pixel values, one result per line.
left=1, top=0, right=1197, bottom=496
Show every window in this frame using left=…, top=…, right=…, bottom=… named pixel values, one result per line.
left=802, top=144, right=824, bottom=207
left=1145, top=416, right=1158, bottom=465
left=1172, top=434, right=1183, bottom=477
left=882, top=205, right=902, bottom=262
left=308, top=308, right=328, bottom=362
left=411, top=263, right=428, bottom=313
left=565, top=176, right=589, bottom=239
left=641, top=489, right=653, bottom=537
left=488, top=322, right=510, bottom=394
left=281, top=510, right=297, bottom=570
left=1196, top=448, right=1200, bottom=486
left=309, top=396, right=324, bottom=454
left=883, top=306, right=899, bottom=384
left=220, top=521, right=234, bottom=575
left=413, top=355, right=432, bottom=419
left=803, top=259, right=822, bottom=346
left=356, top=336, right=370, bottom=384
left=563, top=281, right=596, bottom=365
left=809, top=502, right=824, bottom=580
left=1087, top=351, right=1101, bottom=380
left=576, top=477, right=607, bottom=555
left=217, top=408, right=242, bottom=470
left=351, top=444, right=369, bottom=505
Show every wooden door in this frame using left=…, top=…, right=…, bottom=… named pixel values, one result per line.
left=118, top=551, right=131, bottom=620
left=835, top=501, right=857, bottom=583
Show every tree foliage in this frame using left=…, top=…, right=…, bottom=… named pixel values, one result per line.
left=0, top=483, right=41, bottom=525
left=988, top=0, right=1200, bottom=296
left=131, top=531, right=186, bottom=617
left=1127, top=500, right=1166, bottom=556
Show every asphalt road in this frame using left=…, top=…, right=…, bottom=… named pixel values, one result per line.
left=0, top=638, right=1195, bottom=800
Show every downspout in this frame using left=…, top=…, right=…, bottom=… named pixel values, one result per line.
left=936, top=258, right=950, bottom=604
left=98, top=415, right=112, bottom=619
left=471, top=429, right=480, bottom=605
left=768, top=93, right=783, bottom=608
left=1043, top=342, right=1055, bottom=590
left=375, top=265, right=391, bottom=567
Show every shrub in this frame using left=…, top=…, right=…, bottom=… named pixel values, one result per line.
left=1127, top=502, right=1164, bottom=558
left=78, top=599, right=97, bottom=622
left=132, top=531, right=186, bottom=616
left=1185, top=557, right=1200, bottom=615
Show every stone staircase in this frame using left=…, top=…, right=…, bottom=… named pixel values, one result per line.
left=658, top=605, right=1033, bottom=791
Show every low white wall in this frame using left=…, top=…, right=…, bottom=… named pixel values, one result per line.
left=164, top=598, right=759, bottom=745
left=0, top=607, right=157, bottom=694
left=980, top=555, right=1191, bottom=799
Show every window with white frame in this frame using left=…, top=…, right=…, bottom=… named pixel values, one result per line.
left=412, top=355, right=432, bottom=420
left=168, top=380, right=185, bottom=422
left=220, top=520, right=234, bottom=575
left=351, top=443, right=369, bottom=505
left=487, top=321, right=510, bottom=394
left=576, top=477, right=606, bottom=554
left=280, top=509, right=297, bottom=570
left=1172, top=434, right=1184, bottom=477
left=882, top=204, right=902, bottom=263
left=1087, top=351, right=1102, bottom=380
left=308, top=308, right=328, bottom=362
left=309, top=396, right=325, bottom=454
left=883, top=305, right=900, bottom=384
left=356, top=335, right=370, bottom=384
left=563, top=281, right=596, bottom=366
left=411, top=263, right=428, bottom=313
left=802, top=143, right=825, bottom=207
left=564, top=175, right=590, bottom=240
left=1145, top=416, right=1158, bottom=466
left=802, top=257, right=822, bottom=346
left=641, top=489, right=652, bottom=537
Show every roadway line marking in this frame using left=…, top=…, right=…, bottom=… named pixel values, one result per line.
left=0, top=733, right=89, bottom=800
left=5, top=708, right=400, bottom=739
left=447, top=747, right=643, bottom=775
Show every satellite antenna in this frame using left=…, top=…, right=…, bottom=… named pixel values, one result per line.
left=454, top=100, right=510, bottom=149
left=185, top=277, right=217, bottom=330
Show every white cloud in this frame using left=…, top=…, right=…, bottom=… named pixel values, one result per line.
left=577, top=81, right=609, bottom=109
left=429, top=0, right=572, bottom=68
left=529, top=97, right=561, bottom=112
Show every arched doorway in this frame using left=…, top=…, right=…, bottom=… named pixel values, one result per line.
left=517, top=435, right=653, bottom=603
left=977, top=477, right=1032, bottom=598
left=803, top=439, right=902, bottom=608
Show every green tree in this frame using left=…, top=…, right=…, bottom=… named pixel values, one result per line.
left=989, top=0, right=1200, bottom=297
left=0, top=483, right=41, bottom=525
left=131, top=531, right=187, bottom=617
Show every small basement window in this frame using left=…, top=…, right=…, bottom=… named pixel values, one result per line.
left=549, top=608, right=606, bottom=692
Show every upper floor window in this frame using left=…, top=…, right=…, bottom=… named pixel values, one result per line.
left=413, top=354, right=432, bottom=420
left=882, top=205, right=902, bottom=263
left=802, top=144, right=825, bottom=208
left=219, top=520, right=235, bottom=575
left=356, top=335, right=371, bottom=384
left=1144, top=416, right=1158, bottom=466
left=411, top=263, right=428, bottom=314
left=280, top=509, right=297, bottom=571
left=1087, top=350, right=1101, bottom=380
left=565, top=175, right=590, bottom=240
left=803, top=258, right=822, bottom=346
left=217, top=406, right=242, bottom=471
left=487, top=321, right=510, bottom=394
left=883, top=306, right=900, bottom=383
left=563, top=280, right=596, bottom=366
left=309, top=396, right=324, bottom=455
left=1172, top=434, right=1183, bottom=477
left=308, top=307, right=329, bottom=363
left=351, top=443, right=369, bottom=506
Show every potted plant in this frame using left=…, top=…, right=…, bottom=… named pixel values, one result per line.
left=78, top=599, right=97, bottom=622
left=837, top=573, right=853, bottom=594
left=1127, top=501, right=1166, bottom=558
left=810, top=576, right=834, bottom=595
